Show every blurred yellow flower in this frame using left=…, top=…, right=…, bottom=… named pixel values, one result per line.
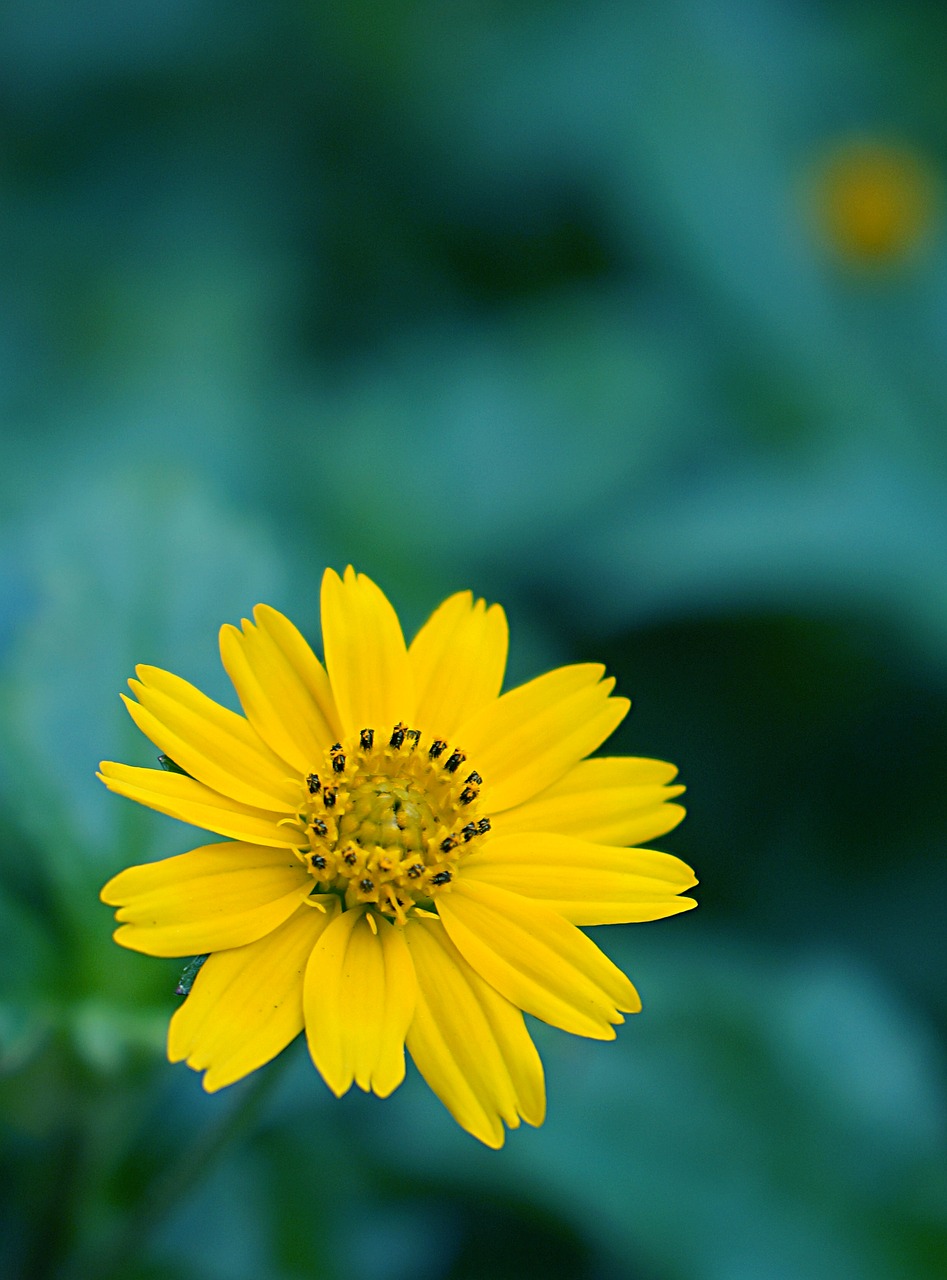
left=100, top=567, right=696, bottom=1147
left=813, top=138, right=936, bottom=265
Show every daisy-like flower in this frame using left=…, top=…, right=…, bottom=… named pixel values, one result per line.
left=100, top=568, right=696, bottom=1147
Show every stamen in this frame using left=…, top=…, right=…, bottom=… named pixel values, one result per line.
left=477, top=817, right=491, bottom=834
left=311, top=853, right=327, bottom=870
left=359, top=728, right=374, bottom=751
left=405, top=728, right=421, bottom=751
left=323, top=786, right=337, bottom=808
left=440, top=835, right=460, bottom=853
left=459, top=785, right=478, bottom=805
left=429, top=739, right=447, bottom=759
left=444, top=749, right=466, bottom=773
left=306, top=773, right=321, bottom=794
left=311, top=818, right=327, bottom=836
left=385, top=888, right=407, bottom=926
left=461, top=822, right=478, bottom=842
left=430, top=870, right=452, bottom=886
left=389, top=722, right=407, bottom=749
left=330, top=744, right=346, bottom=773
left=465, top=771, right=482, bottom=786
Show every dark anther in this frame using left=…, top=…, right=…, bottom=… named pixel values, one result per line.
left=440, top=835, right=460, bottom=853
left=461, top=822, right=478, bottom=842
left=311, top=853, right=327, bottom=870
left=306, top=773, right=321, bottom=794
left=429, top=739, right=447, bottom=759
left=359, top=878, right=374, bottom=893
left=477, top=817, right=492, bottom=835
left=465, top=771, right=483, bottom=786
left=459, top=786, right=478, bottom=805
left=444, top=750, right=466, bottom=774
left=389, top=722, right=407, bottom=749
left=344, top=851, right=357, bottom=866
left=406, top=862, right=425, bottom=879
left=311, top=818, right=327, bottom=836
left=406, top=728, right=421, bottom=749
left=330, top=744, right=346, bottom=773
left=430, top=870, right=452, bottom=886
left=323, top=786, right=337, bottom=808
left=359, top=728, right=374, bottom=751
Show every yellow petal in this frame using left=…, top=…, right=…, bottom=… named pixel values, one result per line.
left=437, top=878, right=639, bottom=1039
left=405, top=917, right=544, bottom=1148
left=304, top=908, right=416, bottom=1098
left=462, top=833, right=698, bottom=925
left=126, top=666, right=301, bottom=811
left=101, top=841, right=313, bottom=956
left=455, top=664, right=629, bottom=813
left=320, top=567, right=415, bottom=739
left=219, top=606, right=341, bottom=773
left=551, top=757, right=682, bottom=788
left=168, top=897, right=340, bottom=1092
left=491, top=755, right=686, bottom=845
left=408, top=591, right=508, bottom=740
left=98, top=762, right=298, bottom=848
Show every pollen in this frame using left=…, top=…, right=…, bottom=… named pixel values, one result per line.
left=296, top=724, right=491, bottom=920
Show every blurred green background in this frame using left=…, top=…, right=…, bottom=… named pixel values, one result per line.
left=1, top=2, right=946, bottom=1277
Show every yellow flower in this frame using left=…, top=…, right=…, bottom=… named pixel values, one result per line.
left=812, top=138, right=936, bottom=265
left=100, top=568, right=696, bottom=1147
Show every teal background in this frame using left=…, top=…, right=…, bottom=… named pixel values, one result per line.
left=1, top=2, right=946, bottom=1277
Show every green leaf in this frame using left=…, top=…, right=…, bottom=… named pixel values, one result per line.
left=0, top=466, right=306, bottom=889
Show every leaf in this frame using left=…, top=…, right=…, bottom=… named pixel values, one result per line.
left=0, top=466, right=309, bottom=886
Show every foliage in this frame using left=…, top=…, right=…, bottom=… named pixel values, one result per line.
left=1, top=1, right=946, bottom=1276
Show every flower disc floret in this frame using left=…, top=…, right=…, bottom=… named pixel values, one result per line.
left=295, top=723, right=489, bottom=920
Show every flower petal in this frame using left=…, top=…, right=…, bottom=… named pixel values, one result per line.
left=219, top=605, right=341, bottom=773
left=320, top=567, right=415, bottom=739
left=409, top=591, right=508, bottom=740
left=304, top=908, right=416, bottom=1098
left=405, top=917, right=544, bottom=1148
left=456, top=664, right=629, bottom=813
left=462, top=833, right=698, bottom=925
left=101, top=841, right=313, bottom=956
left=97, top=762, right=299, bottom=848
left=125, top=666, right=301, bottom=811
left=168, top=897, right=340, bottom=1092
left=491, top=756, right=686, bottom=845
left=437, top=878, right=639, bottom=1039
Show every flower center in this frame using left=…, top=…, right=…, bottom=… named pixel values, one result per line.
left=295, top=724, right=490, bottom=923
